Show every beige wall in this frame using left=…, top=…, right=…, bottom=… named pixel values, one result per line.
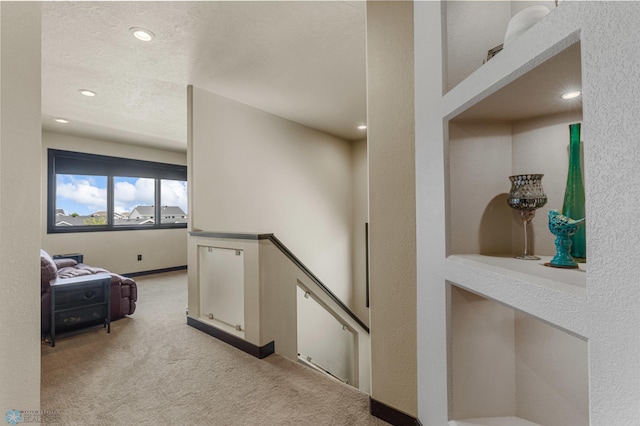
left=351, top=138, right=369, bottom=326
left=190, top=87, right=354, bottom=305
left=415, top=2, right=449, bottom=420
left=41, top=131, right=188, bottom=274
left=0, top=2, right=41, bottom=412
left=514, top=311, right=589, bottom=425
left=366, top=0, right=417, bottom=417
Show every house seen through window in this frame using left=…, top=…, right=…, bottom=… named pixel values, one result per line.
left=49, top=150, right=187, bottom=232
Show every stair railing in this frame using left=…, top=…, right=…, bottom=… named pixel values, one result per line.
left=187, top=231, right=370, bottom=392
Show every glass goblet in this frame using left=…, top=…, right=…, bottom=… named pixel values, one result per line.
left=507, top=174, right=548, bottom=260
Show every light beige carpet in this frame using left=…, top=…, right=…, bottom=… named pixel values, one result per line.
left=41, top=271, right=388, bottom=425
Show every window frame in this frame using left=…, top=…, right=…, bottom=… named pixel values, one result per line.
left=48, top=149, right=187, bottom=234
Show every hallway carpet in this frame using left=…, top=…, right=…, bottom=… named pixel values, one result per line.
left=41, top=271, right=387, bottom=425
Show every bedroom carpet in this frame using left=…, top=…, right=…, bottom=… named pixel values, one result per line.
left=41, top=270, right=387, bottom=425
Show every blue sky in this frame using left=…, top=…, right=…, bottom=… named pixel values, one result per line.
left=56, top=174, right=187, bottom=216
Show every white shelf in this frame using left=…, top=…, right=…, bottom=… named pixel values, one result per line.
left=446, top=254, right=587, bottom=338
left=443, top=6, right=581, bottom=123
left=450, top=417, right=541, bottom=426
left=451, top=40, right=581, bottom=122
left=444, top=4, right=586, bottom=340
left=417, top=1, right=640, bottom=423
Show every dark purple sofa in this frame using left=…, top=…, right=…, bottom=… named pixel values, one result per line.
left=40, top=249, right=137, bottom=335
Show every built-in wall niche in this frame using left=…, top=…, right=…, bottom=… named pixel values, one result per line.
left=449, top=284, right=588, bottom=426
left=445, top=0, right=558, bottom=92
left=446, top=37, right=583, bottom=260
left=448, top=111, right=582, bottom=258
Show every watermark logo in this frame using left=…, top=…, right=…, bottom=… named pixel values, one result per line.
left=5, top=410, right=22, bottom=425
left=4, top=409, right=59, bottom=424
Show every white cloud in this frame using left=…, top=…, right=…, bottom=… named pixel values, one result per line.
left=57, top=176, right=106, bottom=212
left=161, top=180, right=188, bottom=213
left=114, top=181, right=136, bottom=202
left=114, top=178, right=155, bottom=213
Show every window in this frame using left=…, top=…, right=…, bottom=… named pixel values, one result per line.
left=114, top=177, right=155, bottom=227
left=160, top=179, right=188, bottom=224
left=55, top=174, right=108, bottom=227
left=48, top=149, right=187, bottom=233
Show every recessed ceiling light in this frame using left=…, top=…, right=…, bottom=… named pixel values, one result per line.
left=358, top=125, right=367, bottom=130
left=130, top=27, right=155, bottom=42
left=79, top=89, right=97, bottom=97
left=561, top=90, right=581, bottom=100
left=55, top=118, right=69, bottom=124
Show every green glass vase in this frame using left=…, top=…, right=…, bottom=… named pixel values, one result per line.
left=561, top=123, right=586, bottom=262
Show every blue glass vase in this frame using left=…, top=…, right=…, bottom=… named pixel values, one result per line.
left=561, top=123, right=586, bottom=262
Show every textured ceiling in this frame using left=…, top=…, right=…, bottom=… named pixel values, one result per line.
left=41, top=1, right=367, bottom=152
